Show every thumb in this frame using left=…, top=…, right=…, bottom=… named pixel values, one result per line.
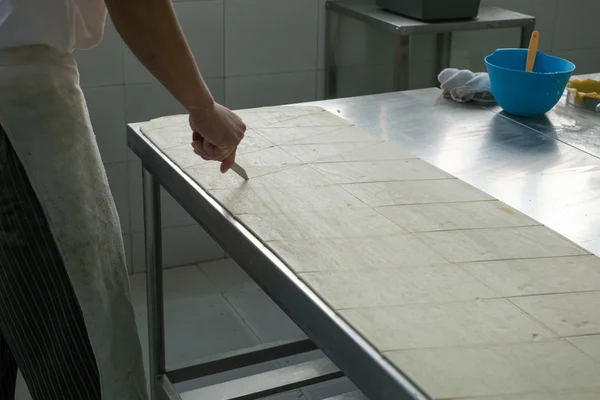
left=220, top=147, right=237, bottom=173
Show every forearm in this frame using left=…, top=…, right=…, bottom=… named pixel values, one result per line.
left=105, top=0, right=214, bottom=110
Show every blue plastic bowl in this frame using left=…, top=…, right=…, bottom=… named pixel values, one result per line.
left=485, top=49, right=575, bottom=117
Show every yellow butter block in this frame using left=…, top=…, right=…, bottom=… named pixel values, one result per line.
left=566, top=78, right=600, bottom=103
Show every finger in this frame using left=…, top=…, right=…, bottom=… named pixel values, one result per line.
left=192, top=148, right=212, bottom=160
left=220, top=147, right=237, bottom=173
left=192, top=141, right=211, bottom=160
left=212, top=146, right=234, bottom=161
left=192, top=132, right=205, bottom=150
left=202, top=138, right=218, bottom=157
left=191, top=137, right=214, bottom=160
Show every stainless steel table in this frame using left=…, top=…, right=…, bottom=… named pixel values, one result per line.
left=325, top=0, right=536, bottom=97
left=128, top=74, right=600, bottom=400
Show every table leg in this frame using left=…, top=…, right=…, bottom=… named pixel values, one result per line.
left=392, top=35, right=410, bottom=92
left=143, top=168, right=165, bottom=400
left=325, top=6, right=340, bottom=99
left=520, top=20, right=536, bottom=48
left=435, top=32, right=452, bottom=87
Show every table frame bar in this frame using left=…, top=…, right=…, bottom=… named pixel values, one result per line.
left=143, top=170, right=166, bottom=400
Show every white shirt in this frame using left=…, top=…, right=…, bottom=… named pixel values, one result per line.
left=0, top=0, right=107, bottom=52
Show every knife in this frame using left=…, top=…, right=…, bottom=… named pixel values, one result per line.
left=230, top=162, right=249, bottom=180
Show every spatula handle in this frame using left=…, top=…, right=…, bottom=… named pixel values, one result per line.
left=525, top=31, right=539, bottom=72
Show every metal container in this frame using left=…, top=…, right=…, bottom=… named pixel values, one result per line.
left=376, top=0, right=481, bottom=21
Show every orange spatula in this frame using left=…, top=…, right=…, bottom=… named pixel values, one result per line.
left=525, top=31, right=539, bottom=72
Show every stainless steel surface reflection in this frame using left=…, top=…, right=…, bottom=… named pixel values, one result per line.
left=307, top=76, right=600, bottom=255
left=486, top=73, right=600, bottom=158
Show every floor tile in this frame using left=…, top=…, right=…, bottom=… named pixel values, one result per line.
left=512, top=292, right=600, bottom=337
left=131, top=225, right=224, bottom=272
left=175, top=362, right=281, bottom=395
left=224, top=286, right=305, bottom=343
left=386, top=340, right=600, bottom=399
left=199, top=258, right=258, bottom=294
left=238, top=208, right=406, bottom=241
left=303, top=378, right=359, bottom=400
left=129, top=265, right=283, bottom=394
left=461, top=255, right=600, bottom=297
left=267, top=235, right=448, bottom=272
left=456, top=389, right=600, bottom=400
left=310, top=159, right=452, bottom=184
left=417, top=227, right=588, bottom=263
left=254, top=126, right=345, bottom=146
left=235, top=147, right=303, bottom=178
left=299, top=265, right=498, bottom=310
left=342, top=179, right=493, bottom=207
left=320, top=390, right=366, bottom=400
left=314, top=142, right=416, bottom=163
left=129, top=266, right=259, bottom=368
left=276, top=349, right=324, bottom=368
left=209, top=185, right=367, bottom=215
left=280, top=142, right=376, bottom=163
left=377, top=201, right=539, bottom=233
left=260, top=390, right=307, bottom=399
left=340, top=300, right=555, bottom=352
left=15, top=373, right=32, bottom=400
left=567, top=335, right=600, bottom=362
left=128, top=264, right=212, bottom=311
left=289, top=126, right=380, bottom=145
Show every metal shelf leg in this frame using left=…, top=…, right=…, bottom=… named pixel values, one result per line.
left=435, top=32, right=452, bottom=87
left=393, top=34, right=410, bottom=92
left=143, top=168, right=165, bottom=400
left=325, top=6, right=340, bottom=99
left=520, top=20, right=536, bottom=48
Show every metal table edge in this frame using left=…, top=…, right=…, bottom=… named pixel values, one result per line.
left=326, top=1, right=535, bottom=35
left=126, top=124, right=431, bottom=400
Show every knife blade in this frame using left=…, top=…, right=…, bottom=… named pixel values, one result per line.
left=230, top=162, right=249, bottom=180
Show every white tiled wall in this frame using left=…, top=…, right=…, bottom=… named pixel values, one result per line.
left=76, top=0, right=597, bottom=273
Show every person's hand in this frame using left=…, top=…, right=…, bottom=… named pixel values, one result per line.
left=189, top=103, right=246, bottom=173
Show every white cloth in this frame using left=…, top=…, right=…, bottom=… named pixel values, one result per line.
left=438, top=68, right=495, bottom=103
left=0, top=0, right=107, bottom=52
left=0, top=45, right=148, bottom=400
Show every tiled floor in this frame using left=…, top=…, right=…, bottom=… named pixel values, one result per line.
left=14, top=259, right=356, bottom=400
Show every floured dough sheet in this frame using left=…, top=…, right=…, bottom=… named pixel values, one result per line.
left=140, top=106, right=600, bottom=400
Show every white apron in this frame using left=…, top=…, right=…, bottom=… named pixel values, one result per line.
left=0, top=45, right=148, bottom=400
